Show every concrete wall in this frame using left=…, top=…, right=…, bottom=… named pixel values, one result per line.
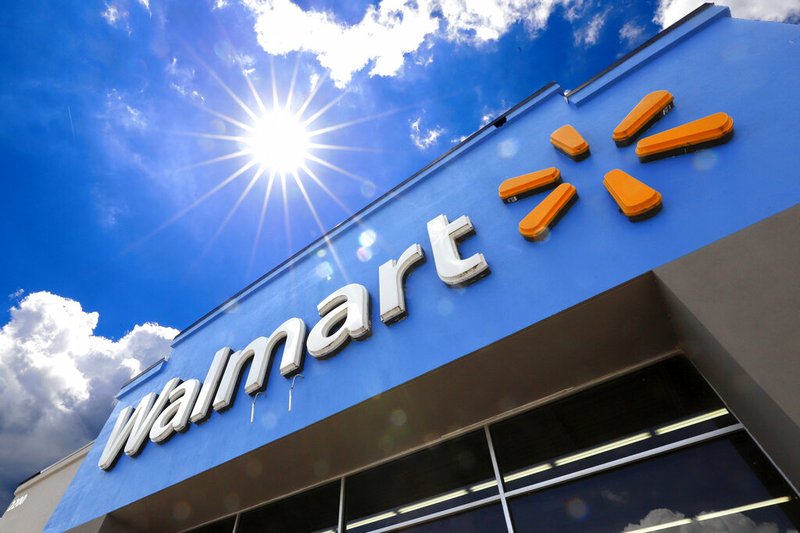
left=656, top=204, right=800, bottom=492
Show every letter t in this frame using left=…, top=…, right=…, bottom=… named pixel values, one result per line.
left=426, top=214, right=489, bottom=286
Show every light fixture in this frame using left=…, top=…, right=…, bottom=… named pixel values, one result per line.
left=624, top=518, right=692, bottom=533
left=397, top=489, right=468, bottom=514
left=655, top=408, right=729, bottom=435
left=624, top=496, right=793, bottom=533
left=469, top=480, right=498, bottom=492
left=554, top=432, right=651, bottom=466
left=696, top=496, right=792, bottom=521
left=503, top=463, right=553, bottom=483
left=347, top=511, right=398, bottom=529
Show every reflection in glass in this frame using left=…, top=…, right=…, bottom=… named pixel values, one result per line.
left=654, top=408, right=729, bottom=436
left=507, top=433, right=800, bottom=533
left=182, top=358, right=800, bottom=533
left=236, top=481, right=339, bottom=533
left=345, top=430, right=498, bottom=531
left=553, top=432, right=651, bottom=467
left=398, top=504, right=507, bottom=532
left=491, top=358, right=738, bottom=492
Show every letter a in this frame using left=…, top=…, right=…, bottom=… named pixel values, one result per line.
left=307, top=284, right=370, bottom=358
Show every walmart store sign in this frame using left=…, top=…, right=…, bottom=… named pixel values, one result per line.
left=99, top=214, right=489, bottom=470
left=100, top=88, right=733, bottom=470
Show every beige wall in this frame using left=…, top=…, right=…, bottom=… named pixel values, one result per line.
left=0, top=443, right=91, bottom=533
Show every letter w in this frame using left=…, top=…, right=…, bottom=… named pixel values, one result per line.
left=98, top=378, right=180, bottom=470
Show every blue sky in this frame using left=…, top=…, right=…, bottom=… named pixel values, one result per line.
left=0, top=0, right=664, bottom=339
left=1, top=0, right=798, bottom=513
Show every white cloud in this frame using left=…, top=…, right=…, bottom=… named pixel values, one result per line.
left=414, top=38, right=435, bottom=67
left=92, top=189, right=127, bottom=229
left=415, top=54, right=434, bottom=66
left=213, top=41, right=258, bottom=74
left=655, top=0, right=800, bottom=28
left=101, top=2, right=131, bottom=33
left=574, top=10, right=608, bottom=47
left=165, top=56, right=181, bottom=76
left=97, top=90, right=157, bottom=178
left=241, top=0, right=583, bottom=87
left=480, top=113, right=495, bottom=126
left=7, top=289, right=24, bottom=301
left=101, top=3, right=122, bottom=24
left=243, top=0, right=440, bottom=88
left=103, top=89, right=148, bottom=131
left=437, top=0, right=572, bottom=42
left=447, top=101, right=507, bottom=145
left=619, top=21, right=645, bottom=48
left=563, top=0, right=587, bottom=22
left=309, top=72, right=320, bottom=91
left=624, top=507, right=793, bottom=533
left=479, top=99, right=509, bottom=127
left=240, top=0, right=795, bottom=86
left=0, top=292, right=177, bottom=508
left=101, top=0, right=152, bottom=32
left=409, top=116, right=445, bottom=149
left=166, top=57, right=206, bottom=103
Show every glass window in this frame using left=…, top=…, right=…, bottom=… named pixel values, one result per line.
left=490, top=358, right=737, bottom=491
left=398, top=504, right=507, bottom=533
left=344, top=430, right=498, bottom=532
left=185, top=358, right=798, bottom=533
left=507, top=432, right=800, bottom=532
left=237, top=481, right=339, bottom=533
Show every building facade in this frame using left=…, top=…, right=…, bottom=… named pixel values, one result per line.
left=0, top=444, right=90, bottom=533
left=4, top=4, right=799, bottom=532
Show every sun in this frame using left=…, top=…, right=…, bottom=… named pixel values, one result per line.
left=141, top=61, right=394, bottom=279
left=244, top=109, right=310, bottom=174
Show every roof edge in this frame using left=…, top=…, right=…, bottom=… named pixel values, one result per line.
left=567, top=3, right=730, bottom=106
left=115, top=357, right=168, bottom=399
left=16, top=441, right=93, bottom=494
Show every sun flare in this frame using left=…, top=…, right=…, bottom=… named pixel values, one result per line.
left=148, top=61, right=393, bottom=278
left=244, top=109, right=310, bottom=174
